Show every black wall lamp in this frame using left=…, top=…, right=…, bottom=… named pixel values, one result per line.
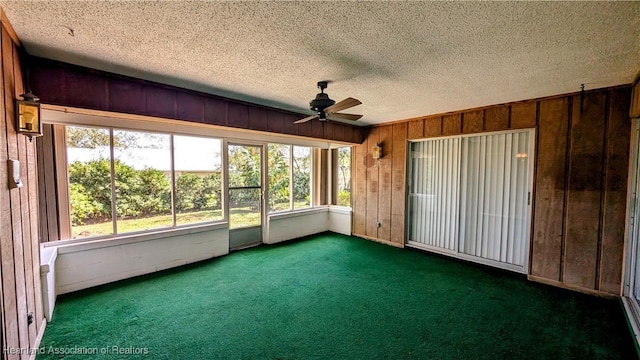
left=16, top=91, right=41, bottom=141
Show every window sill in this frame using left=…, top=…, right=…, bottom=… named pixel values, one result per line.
left=328, top=205, right=352, bottom=215
left=268, top=206, right=329, bottom=220
left=45, top=222, right=228, bottom=255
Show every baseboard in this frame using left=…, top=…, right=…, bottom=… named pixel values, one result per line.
left=527, top=275, right=618, bottom=299
left=29, top=319, right=47, bottom=360
left=352, top=233, right=404, bottom=248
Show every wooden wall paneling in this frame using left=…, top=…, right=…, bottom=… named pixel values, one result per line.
left=531, top=97, right=569, bottom=281
left=0, top=25, right=20, bottom=357
left=281, top=113, right=297, bottom=135
left=331, top=123, right=344, bottom=142
left=14, top=45, right=38, bottom=344
left=227, top=102, right=249, bottom=129
left=365, top=127, right=380, bottom=238
left=324, top=121, right=335, bottom=141
left=30, top=57, right=364, bottom=143
left=266, top=110, right=283, bottom=134
left=29, top=63, right=66, bottom=106
left=34, top=124, right=52, bottom=242
left=424, top=116, right=442, bottom=137
left=352, top=127, right=363, bottom=144
left=442, top=113, right=462, bottom=135
left=64, top=69, right=108, bottom=110
left=3, top=26, right=29, bottom=353
left=26, top=133, right=43, bottom=341
left=391, top=122, right=407, bottom=244
left=53, top=125, right=71, bottom=240
left=407, top=118, right=424, bottom=139
left=296, top=118, right=313, bottom=138
left=484, top=106, right=509, bottom=131
left=145, top=86, right=176, bottom=120
left=599, top=88, right=631, bottom=294
left=177, top=92, right=205, bottom=123
left=204, top=97, right=227, bottom=126
left=248, top=107, right=267, bottom=132
left=316, top=149, right=328, bottom=206
left=630, top=80, right=640, bottom=118
left=353, top=135, right=367, bottom=235
left=35, top=131, right=47, bottom=241
left=311, top=120, right=324, bottom=139
left=377, top=125, right=392, bottom=241
left=462, top=110, right=484, bottom=134
left=563, top=92, right=607, bottom=289
left=510, top=102, right=537, bottom=129
left=108, top=78, right=145, bottom=115
left=36, top=126, right=57, bottom=242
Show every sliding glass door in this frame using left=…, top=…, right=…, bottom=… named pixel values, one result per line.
left=408, top=137, right=460, bottom=252
left=407, top=129, right=534, bottom=273
left=623, top=120, right=640, bottom=345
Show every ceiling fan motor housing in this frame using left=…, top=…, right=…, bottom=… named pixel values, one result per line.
left=309, top=92, right=335, bottom=112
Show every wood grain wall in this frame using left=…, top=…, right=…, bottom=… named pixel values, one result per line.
left=353, top=86, right=632, bottom=295
left=27, top=57, right=363, bottom=144
left=631, top=75, right=640, bottom=118
left=0, top=20, right=45, bottom=360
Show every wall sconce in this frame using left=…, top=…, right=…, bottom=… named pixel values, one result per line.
left=16, top=92, right=42, bottom=142
left=372, top=143, right=382, bottom=160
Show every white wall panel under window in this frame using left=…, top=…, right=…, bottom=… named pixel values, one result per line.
left=407, top=129, right=534, bottom=273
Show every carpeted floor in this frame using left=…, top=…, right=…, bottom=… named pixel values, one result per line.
left=39, top=233, right=636, bottom=359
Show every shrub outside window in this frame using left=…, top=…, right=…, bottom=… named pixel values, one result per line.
left=66, top=126, right=223, bottom=239
left=267, top=144, right=312, bottom=212
left=336, top=147, right=351, bottom=207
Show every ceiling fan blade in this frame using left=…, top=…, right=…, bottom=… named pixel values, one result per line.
left=294, top=114, right=319, bottom=124
left=330, top=113, right=363, bottom=121
left=324, top=97, right=362, bottom=114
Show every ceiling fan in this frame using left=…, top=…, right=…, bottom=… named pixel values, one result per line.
left=294, top=81, right=362, bottom=124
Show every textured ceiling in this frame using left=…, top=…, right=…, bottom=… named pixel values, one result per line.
left=1, top=1, right=639, bottom=125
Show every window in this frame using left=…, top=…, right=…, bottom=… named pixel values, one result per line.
left=292, top=146, right=311, bottom=208
left=173, top=135, right=222, bottom=225
left=67, top=126, right=114, bottom=239
left=268, top=144, right=290, bottom=212
left=65, top=126, right=223, bottom=239
left=267, top=144, right=312, bottom=212
left=113, top=130, right=172, bottom=233
left=336, top=147, right=351, bottom=207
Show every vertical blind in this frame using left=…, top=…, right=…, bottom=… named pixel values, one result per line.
left=409, top=138, right=460, bottom=251
left=459, top=132, right=530, bottom=266
left=407, top=130, right=532, bottom=271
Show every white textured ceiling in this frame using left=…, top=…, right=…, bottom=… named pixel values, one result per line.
left=1, top=1, right=639, bottom=125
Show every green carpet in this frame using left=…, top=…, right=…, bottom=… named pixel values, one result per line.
left=39, top=233, right=636, bottom=359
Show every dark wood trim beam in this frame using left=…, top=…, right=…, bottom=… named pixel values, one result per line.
left=27, top=57, right=363, bottom=144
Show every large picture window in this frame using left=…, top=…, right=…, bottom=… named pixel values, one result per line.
left=67, top=126, right=113, bottom=238
left=174, top=135, right=223, bottom=225
left=113, top=130, right=173, bottom=233
left=336, top=147, right=351, bottom=207
left=267, top=144, right=312, bottom=212
left=66, top=126, right=223, bottom=239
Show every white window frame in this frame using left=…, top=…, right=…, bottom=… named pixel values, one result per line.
left=266, top=143, right=315, bottom=214
left=61, top=124, right=226, bottom=242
